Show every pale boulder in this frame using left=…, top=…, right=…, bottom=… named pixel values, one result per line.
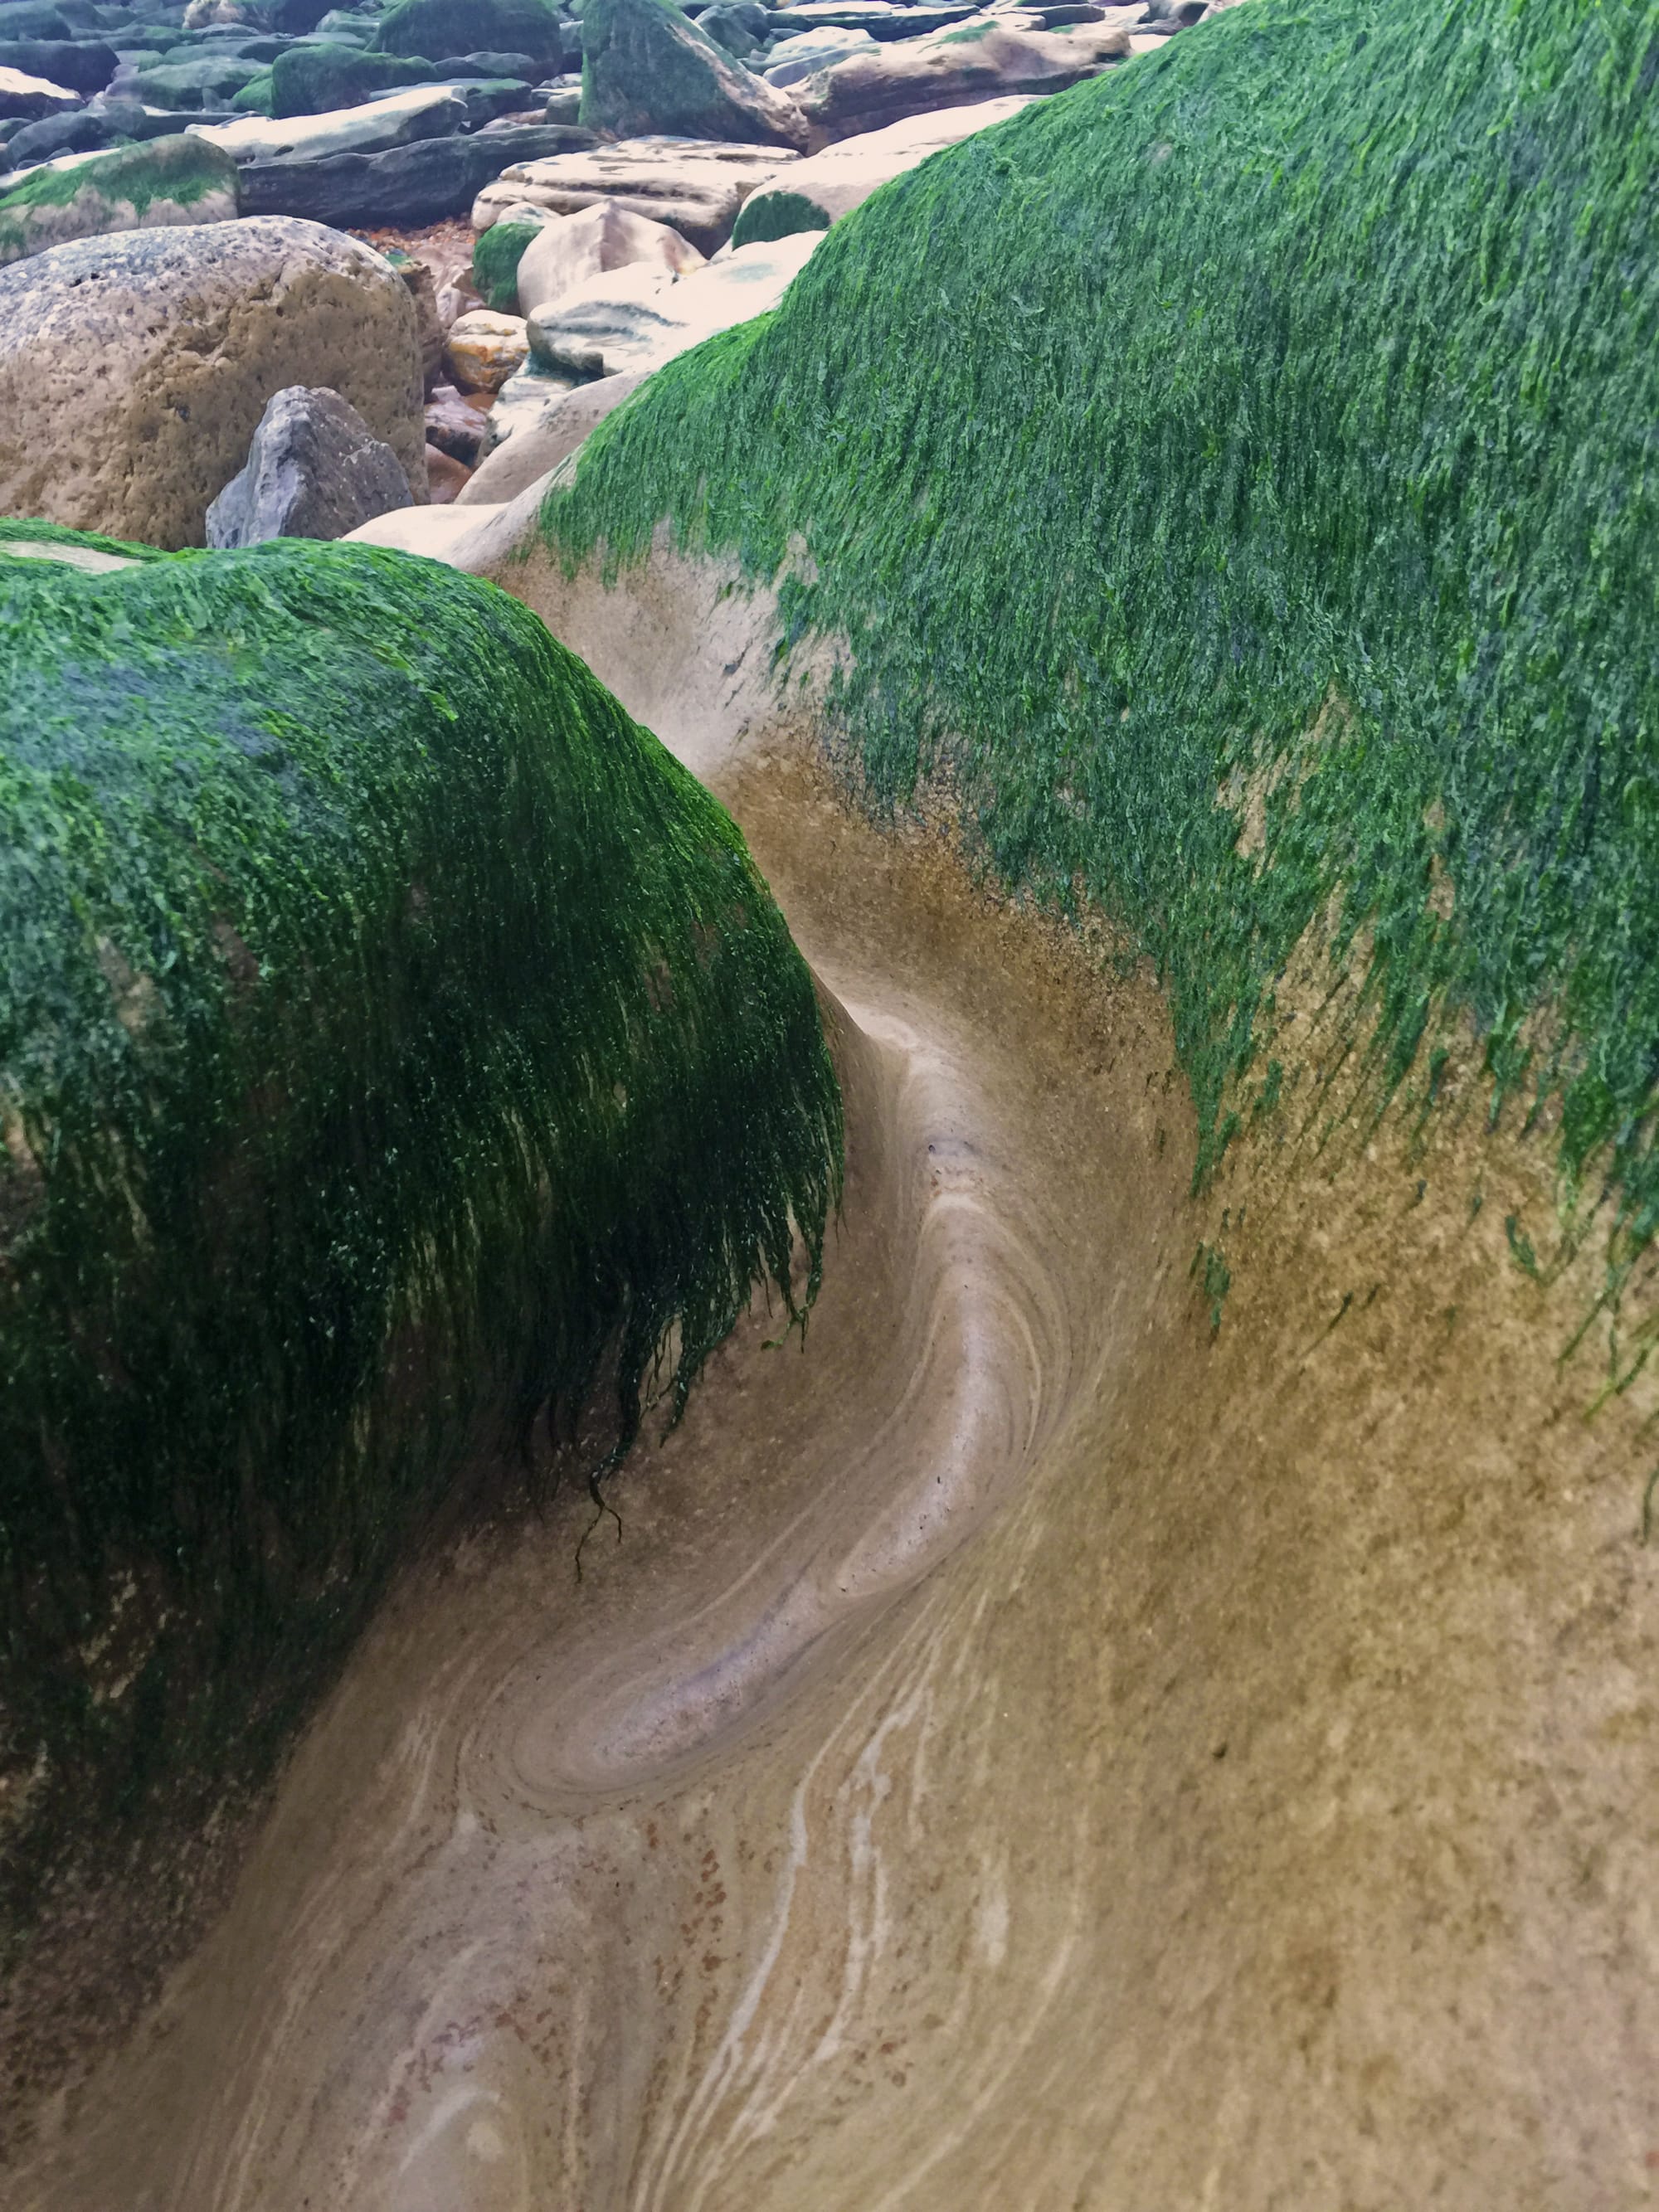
left=793, top=10, right=1131, bottom=137
left=0, top=216, right=426, bottom=548
left=188, top=85, right=468, bottom=163
left=732, top=94, right=1034, bottom=245
left=473, top=135, right=791, bottom=256
left=525, top=228, right=820, bottom=381
left=514, top=198, right=704, bottom=318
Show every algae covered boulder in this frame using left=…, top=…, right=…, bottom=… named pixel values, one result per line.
left=545, top=0, right=1659, bottom=1235
left=372, top=0, right=564, bottom=72
left=268, top=39, right=438, bottom=114
left=580, top=0, right=810, bottom=149
left=470, top=192, right=554, bottom=310
left=0, top=517, right=840, bottom=2041
left=0, top=134, right=239, bottom=267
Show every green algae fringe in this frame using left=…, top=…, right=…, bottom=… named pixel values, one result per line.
left=0, top=525, right=840, bottom=1957
left=542, top=0, right=1659, bottom=1259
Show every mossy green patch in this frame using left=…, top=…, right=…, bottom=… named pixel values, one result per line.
left=730, top=185, right=832, bottom=250
left=473, top=209, right=547, bottom=312
left=269, top=41, right=437, bottom=115
left=542, top=0, right=1659, bottom=1289
left=372, top=0, right=564, bottom=71
left=0, top=527, right=840, bottom=1967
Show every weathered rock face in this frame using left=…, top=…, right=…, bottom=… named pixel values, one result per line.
left=762, top=23, right=875, bottom=86
left=514, top=196, right=705, bottom=317
left=695, top=0, right=770, bottom=60
left=473, top=134, right=790, bottom=255
left=0, top=216, right=426, bottom=547
left=731, top=92, right=1032, bottom=244
left=129, top=50, right=268, bottom=106
left=372, top=0, right=564, bottom=73
left=205, top=382, right=414, bottom=544
left=0, top=134, right=240, bottom=266
left=792, top=8, right=1131, bottom=135
left=443, top=304, right=528, bottom=391
left=239, top=119, right=595, bottom=226
left=526, top=227, right=820, bottom=379
left=580, top=0, right=810, bottom=150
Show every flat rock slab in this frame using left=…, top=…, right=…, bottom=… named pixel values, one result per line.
left=731, top=91, right=1033, bottom=243
left=0, top=215, right=426, bottom=546
left=794, top=8, right=1131, bottom=137
left=525, top=226, right=820, bottom=378
left=192, top=84, right=469, bottom=163
left=769, top=2, right=980, bottom=35
left=474, top=135, right=791, bottom=255
left=238, top=121, right=596, bottom=226
left=0, top=60, right=75, bottom=115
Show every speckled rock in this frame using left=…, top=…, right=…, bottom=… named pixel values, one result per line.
left=0, top=216, right=426, bottom=547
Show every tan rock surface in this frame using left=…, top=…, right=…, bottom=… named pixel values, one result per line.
left=514, top=197, right=705, bottom=318
left=0, top=217, right=426, bottom=548
left=732, top=93, right=1035, bottom=241
left=472, top=134, right=792, bottom=255
left=794, top=7, right=1131, bottom=136
left=441, top=304, right=529, bottom=391
left=455, top=366, right=646, bottom=502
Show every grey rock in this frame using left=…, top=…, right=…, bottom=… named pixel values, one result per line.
left=238, top=118, right=595, bottom=223
left=207, top=382, right=413, bottom=544
left=0, top=61, right=77, bottom=116
left=0, top=36, right=115, bottom=90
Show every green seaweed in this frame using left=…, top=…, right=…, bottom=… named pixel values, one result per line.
left=730, top=186, right=833, bottom=250
left=269, top=41, right=437, bottom=116
left=542, top=0, right=1659, bottom=1279
left=0, top=530, right=840, bottom=1964
left=472, top=210, right=547, bottom=312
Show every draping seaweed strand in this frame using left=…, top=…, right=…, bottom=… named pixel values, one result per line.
left=542, top=0, right=1659, bottom=1280
left=0, top=526, right=840, bottom=1957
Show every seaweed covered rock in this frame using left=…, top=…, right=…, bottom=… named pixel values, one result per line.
left=0, top=216, right=425, bottom=546
left=0, top=517, right=839, bottom=2083
left=580, top=0, right=810, bottom=150
left=470, top=193, right=556, bottom=309
left=0, top=36, right=114, bottom=92
left=129, top=49, right=269, bottom=105
left=371, top=0, right=564, bottom=73
left=268, top=39, right=438, bottom=114
left=0, top=134, right=239, bottom=268
left=542, top=0, right=1659, bottom=1238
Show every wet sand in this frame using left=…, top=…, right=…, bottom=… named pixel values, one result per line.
left=13, top=531, right=1659, bottom=2210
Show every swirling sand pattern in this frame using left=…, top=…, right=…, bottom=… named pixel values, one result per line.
left=15, top=542, right=1659, bottom=2210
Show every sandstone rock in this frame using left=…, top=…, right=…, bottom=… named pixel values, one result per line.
left=474, top=135, right=790, bottom=255
left=469, top=192, right=553, bottom=308
left=443, top=304, right=528, bottom=391
left=792, top=10, right=1131, bottom=137
left=515, top=197, right=703, bottom=317
left=478, top=354, right=579, bottom=451
left=456, top=365, right=642, bottom=502
left=192, top=83, right=467, bottom=159
left=205, top=382, right=414, bottom=544
left=580, top=0, right=808, bottom=151
left=0, top=61, right=76, bottom=116
left=238, top=119, right=594, bottom=225
left=0, top=131, right=238, bottom=267
left=732, top=91, right=1032, bottom=243
left=527, top=227, right=820, bottom=379
left=371, top=0, right=563, bottom=75
left=762, top=25, right=875, bottom=86
left=0, top=36, right=114, bottom=92
left=0, top=215, right=426, bottom=546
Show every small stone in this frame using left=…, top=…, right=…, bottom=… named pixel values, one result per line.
left=424, top=438, right=472, bottom=501
left=443, top=305, right=528, bottom=391
left=206, top=382, right=415, bottom=545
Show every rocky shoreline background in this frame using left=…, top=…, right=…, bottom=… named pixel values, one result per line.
left=1, top=0, right=1219, bottom=541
